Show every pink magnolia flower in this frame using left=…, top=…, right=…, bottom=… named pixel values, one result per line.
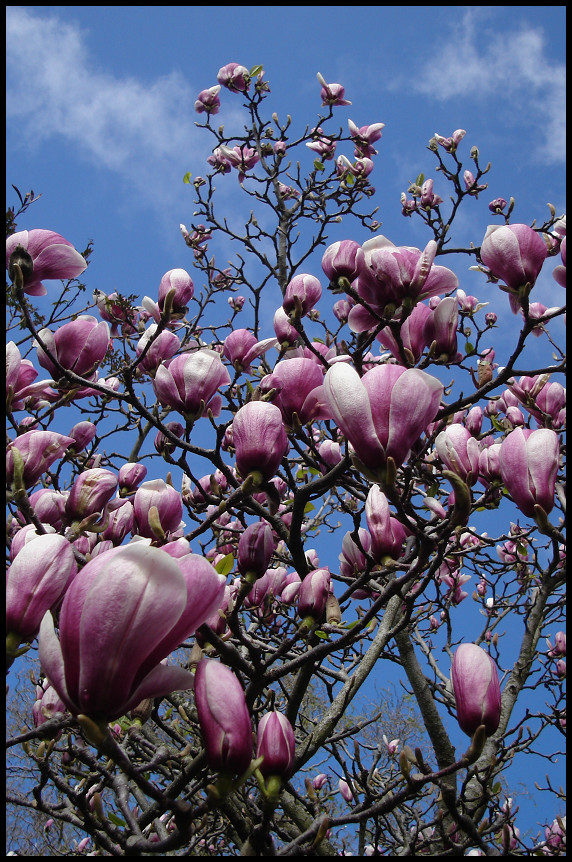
left=480, top=224, right=548, bottom=311
left=321, top=240, right=365, bottom=288
left=423, top=296, right=461, bottom=363
left=256, top=711, right=296, bottom=779
left=7, top=533, right=77, bottom=642
left=348, top=238, right=459, bottom=332
left=64, top=468, right=118, bottom=523
left=118, top=462, right=148, bottom=496
left=195, top=85, right=222, bottom=115
left=6, top=341, right=39, bottom=409
left=435, top=423, right=481, bottom=485
left=382, top=733, right=400, bottom=755
left=217, top=62, right=250, bottom=93
left=273, top=306, right=299, bottom=347
left=133, top=478, right=184, bottom=541
left=93, top=290, right=138, bottom=336
left=26, top=489, right=68, bottom=530
left=365, top=485, right=411, bottom=561
left=39, top=544, right=225, bottom=721
left=136, top=325, right=181, bottom=375
left=317, top=73, right=351, bottom=107
left=420, top=179, right=443, bottom=209
left=152, top=348, right=230, bottom=421
left=339, top=527, right=372, bottom=581
left=348, top=119, right=385, bottom=157
left=377, top=302, right=432, bottom=365
left=7, top=229, right=87, bottom=297
left=321, top=362, right=443, bottom=480
left=237, top=521, right=277, bottom=579
left=158, top=268, right=194, bottom=317
left=338, top=778, right=354, bottom=803
left=100, top=498, right=135, bottom=545
left=282, top=274, right=323, bottom=320
left=499, top=427, right=560, bottom=518
left=433, top=129, right=466, bottom=152
left=7, top=430, right=75, bottom=489
left=297, top=568, right=331, bottom=622
left=232, top=401, right=289, bottom=482
left=194, top=659, right=253, bottom=774
left=451, top=643, right=502, bottom=737
left=222, top=328, right=278, bottom=373
left=261, top=357, right=326, bottom=428
left=33, top=680, right=68, bottom=727
left=36, top=315, right=111, bottom=380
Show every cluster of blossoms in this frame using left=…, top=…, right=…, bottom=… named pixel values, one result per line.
left=5, top=61, right=566, bottom=857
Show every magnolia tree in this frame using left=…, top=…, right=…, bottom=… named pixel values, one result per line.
left=6, top=63, right=566, bottom=857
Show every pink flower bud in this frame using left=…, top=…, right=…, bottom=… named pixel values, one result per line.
left=273, top=306, right=299, bottom=346
left=435, top=423, right=481, bottom=485
left=297, top=568, right=331, bottom=622
left=158, top=268, right=194, bottom=316
left=321, top=240, right=365, bottom=285
left=256, top=711, right=296, bottom=779
left=194, top=659, right=253, bottom=774
left=365, top=485, right=411, bottom=560
left=338, top=778, right=354, bottom=803
left=262, top=358, right=325, bottom=428
left=223, top=329, right=277, bottom=373
left=118, top=462, right=148, bottom=496
left=312, top=773, right=329, bottom=790
left=451, top=643, right=502, bottom=737
left=377, top=302, right=432, bottom=364
left=480, top=224, right=547, bottom=295
left=282, top=274, right=323, bottom=319
left=33, top=680, right=67, bottom=727
left=232, top=401, right=289, bottom=482
left=499, top=427, right=559, bottom=518
left=100, top=498, right=134, bottom=545
left=7, top=533, right=77, bottom=641
left=64, top=468, right=118, bottom=522
left=153, top=348, right=230, bottom=421
left=6, top=229, right=87, bottom=297
left=36, top=315, right=110, bottom=380
left=422, top=296, right=461, bottom=362
left=133, top=478, right=183, bottom=541
left=237, top=521, right=277, bottom=579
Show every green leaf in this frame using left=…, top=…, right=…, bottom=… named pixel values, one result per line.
left=183, top=172, right=192, bottom=185
left=249, top=65, right=264, bottom=78
left=465, top=341, right=475, bottom=354
left=313, top=160, right=325, bottom=172
left=416, top=173, right=425, bottom=186
left=303, top=502, right=315, bottom=514
left=314, top=630, right=329, bottom=640
left=108, top=813, right=126, bottom=828
left=215, top=553, right=235, bottom=577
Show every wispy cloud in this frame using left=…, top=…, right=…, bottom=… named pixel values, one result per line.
left=5, top=6, right=244, bottom=224
left=410, top=9, right=565, bottom=165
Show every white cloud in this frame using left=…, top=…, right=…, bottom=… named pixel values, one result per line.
left=5, top=6, right=246, bottom=225
left=411, top=10, right=566, bottom=165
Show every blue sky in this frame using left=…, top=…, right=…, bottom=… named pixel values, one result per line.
left=6, top=5, right=566, bottom=844
left=6, top=5, right=566, bottom=322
